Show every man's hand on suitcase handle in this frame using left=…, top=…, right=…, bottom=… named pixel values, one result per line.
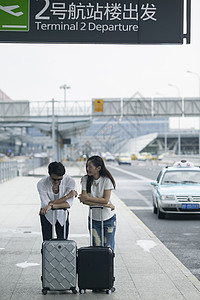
left=40, top=190, right=78, bottom=215
left=39, top=204, right=70, bottom=215
left=67, top=190, right=78, bottom=198
left=39, top=190, right=78, bottom=215
left=39, top=205, right=52, bottom=215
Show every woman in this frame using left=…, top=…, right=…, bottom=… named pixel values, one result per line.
left=79, top=155, right=116, bottom=251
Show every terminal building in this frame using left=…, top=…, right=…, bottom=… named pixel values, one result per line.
left=76, top=117, right=199, bottom=157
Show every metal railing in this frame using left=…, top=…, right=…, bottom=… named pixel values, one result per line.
left=0, top=157, right=48, bottom=183
left=0, top=161, right=18, bottom=182
left=17, top=157, right=48, bottom=176
left=30, top=100, right=92, bottom=116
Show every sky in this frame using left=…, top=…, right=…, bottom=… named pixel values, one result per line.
left=0, top=0, right=200, bottom=129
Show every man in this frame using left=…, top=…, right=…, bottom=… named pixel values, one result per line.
left=38, top=161, right=77, bottom=241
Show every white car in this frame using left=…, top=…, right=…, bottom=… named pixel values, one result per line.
left=151, top=160, right=200, bottom=219
left=104, top=153, right=115, bottom=162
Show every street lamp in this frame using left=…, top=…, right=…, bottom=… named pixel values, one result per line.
left=60, top=84, right=70, bottom=108
left=168, top=83, right=181, bottom=97
left=187, top=71, right=200, bottom=98
left=155, top=92, right=164, bottom=97
left=168, top=83, right=183, bottom=114
left=168, top=83, right=181, bottom=156
left=187, top=70, right=200, bottom=154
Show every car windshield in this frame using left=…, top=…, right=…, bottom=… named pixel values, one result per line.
left=161, top=170, right=200, bottom=185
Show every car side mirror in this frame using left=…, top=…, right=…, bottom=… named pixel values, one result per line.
left=151, top=181, right=158, bottom=186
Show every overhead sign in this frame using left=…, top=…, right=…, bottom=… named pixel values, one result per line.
left=94, top=99, right=104, bottom=112
left=0, top=0, right=191, bottom=44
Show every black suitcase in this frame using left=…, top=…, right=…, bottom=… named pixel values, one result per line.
left=41, top=208, right=77, bottom=295
left=78, top=206, right=115, bottom=294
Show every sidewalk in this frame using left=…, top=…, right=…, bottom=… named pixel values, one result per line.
left=0, top=163, right=200, bottom=299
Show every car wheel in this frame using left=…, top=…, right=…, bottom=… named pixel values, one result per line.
left=157, top=207, right=166, bottom=219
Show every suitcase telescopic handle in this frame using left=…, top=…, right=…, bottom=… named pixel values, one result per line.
left=51, top=208, right=67, bottom=239
left=89, top=206, right=104, bottom=247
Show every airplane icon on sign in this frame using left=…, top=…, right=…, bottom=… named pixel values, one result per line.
left=0, top=5, right=23, bottom=17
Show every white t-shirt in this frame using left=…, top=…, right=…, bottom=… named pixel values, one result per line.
left=37, top=174, right=75, bottom=226
left=81, top=175, right=115, bottom=221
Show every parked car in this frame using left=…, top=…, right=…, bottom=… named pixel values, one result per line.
left=137, top=152, right=152, bottom=161
left=104, top=152, right=115, bottom=162
left=117, top=154, right=131, bottom=165
left=131, top=153, right=138, bottom=160
left=151, top=160, right=200, bottom=219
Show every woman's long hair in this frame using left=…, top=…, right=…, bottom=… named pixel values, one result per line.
left=85, top=155, right=116, bottom=193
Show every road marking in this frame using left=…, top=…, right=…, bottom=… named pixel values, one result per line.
left=134, top=190, right=152, bottom=206
left=136, top=240, right=157, bottom=252
left=109, top=165, right=153, bottom=207
left=109, top=165, right=152, bottom=182
left=129, top=206, right=153, bottom=210
left=116, top=179, right=149, bottom=184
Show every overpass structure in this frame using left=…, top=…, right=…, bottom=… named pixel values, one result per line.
left=0, top=97, right=200, bottom=160
left=1, top=97, right=200, bottom=119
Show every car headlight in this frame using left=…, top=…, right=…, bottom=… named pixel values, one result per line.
left=161, top=195, right=175, bottom=200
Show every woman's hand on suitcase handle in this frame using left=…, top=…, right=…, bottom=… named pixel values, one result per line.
left=79, top=193, right=115, bottom=210
left=78, top=192, right=88, bottom=203
left=78, top=193, right=94, bottom=205
left=103, top=203, right=115, bottom=210
left=109, top=203, right=115, bottom=211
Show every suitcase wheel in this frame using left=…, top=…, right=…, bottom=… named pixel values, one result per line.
left=42, top=288, right=47, bottom=295
left=71, top=287, right=77, bottom=294
left=106, top=287, right=116, bottom=294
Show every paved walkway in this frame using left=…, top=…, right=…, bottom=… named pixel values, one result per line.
left=1, top=163, right=200, bottom=299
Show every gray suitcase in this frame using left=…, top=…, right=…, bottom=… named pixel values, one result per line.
left=41, top=208, right=77, bottom=295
